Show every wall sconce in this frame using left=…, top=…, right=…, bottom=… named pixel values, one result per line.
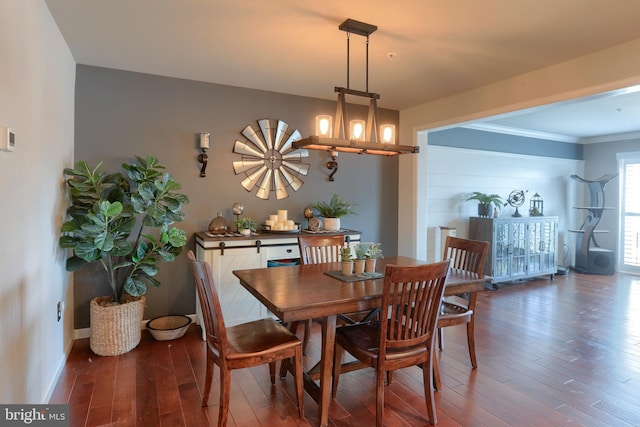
left=380, top=124, right=396, bottom=143
left=326, top=150, right=339, bottom=181
left=316, top=115, right=333, bottom=137
left=349, top=119, right=366, bottom=141
left=198, top=132, right=209, bottom=177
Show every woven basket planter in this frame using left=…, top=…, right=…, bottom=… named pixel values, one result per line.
left=90, top=295, right=146, bottom=356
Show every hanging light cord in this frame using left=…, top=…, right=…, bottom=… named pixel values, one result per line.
left=346, top=32, right=350, bottom=90
left=365, top=34, right=369, bottom=93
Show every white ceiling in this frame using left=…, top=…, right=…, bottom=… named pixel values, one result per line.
left=44, top=0, right=640, bottom=143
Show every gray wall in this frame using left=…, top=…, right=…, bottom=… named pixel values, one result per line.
left=73, top=65, right=400, bottom=328
left=430, top=127, right=583, bottom=160
left=583, top=138, right=640, bottom=253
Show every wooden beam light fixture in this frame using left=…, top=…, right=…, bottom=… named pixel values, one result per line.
left=293, top=19, right=419, bottom=156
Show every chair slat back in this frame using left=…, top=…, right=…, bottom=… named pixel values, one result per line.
left=187, top=251, right=229, bottom=358
left=443, top=236, right=489, bottom=275
left=298, top=234, right=345, bottom=265
left=380, top=260, right=451, bottom=354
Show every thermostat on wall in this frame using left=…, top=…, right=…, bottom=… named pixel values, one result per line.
left=0, top=126, right=16, bottom=152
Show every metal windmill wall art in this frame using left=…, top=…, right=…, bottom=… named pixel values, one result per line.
left=233, top=119, right=309, bottom=200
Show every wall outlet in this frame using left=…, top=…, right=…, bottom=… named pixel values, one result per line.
left=0, top=126, right=15, bottom=152
left=57, top=301, right=63, bottom=322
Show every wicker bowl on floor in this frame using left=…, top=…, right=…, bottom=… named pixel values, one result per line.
left=146, top=315, right=192, bottom=341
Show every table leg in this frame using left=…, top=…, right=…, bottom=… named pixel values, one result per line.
left=318, top=314, right=336, bottom=427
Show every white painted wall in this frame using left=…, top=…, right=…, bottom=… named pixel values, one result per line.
left=424, top=146, right=584, bottom=266
left=0, top=1, right=75, bottom=403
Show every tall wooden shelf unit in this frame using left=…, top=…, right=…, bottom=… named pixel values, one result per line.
left=469, top=216, right=558, bottom=286
left=569, top=174, right=617, bottom=275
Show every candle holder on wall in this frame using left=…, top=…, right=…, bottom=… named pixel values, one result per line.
left=326, top=150, right=339, bottom=181
left=198, top=132, right=210, bottom=177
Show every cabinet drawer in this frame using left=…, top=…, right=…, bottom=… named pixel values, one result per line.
left=266, top=245, right=300, bottom=260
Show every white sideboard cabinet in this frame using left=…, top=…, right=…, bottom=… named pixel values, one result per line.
left=194, top=230, right=361, bottom=339
left=469, top=216, right=557, bottom=286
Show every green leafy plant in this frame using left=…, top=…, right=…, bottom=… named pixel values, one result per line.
left=341, top=246, right=353, bottom=261
left=465, top=192, right=503, bottom=209
left=365, top=243, right=383, bottom=259
left=235, top=217, right=257, bottom=232
left=58, top=155, right=189, bottom=303
left=355, top=244, right=368, bottom=260
left=311, top=193, right=357, bottom=218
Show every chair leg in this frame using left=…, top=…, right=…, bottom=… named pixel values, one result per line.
left=422, top=360, right=438, bottom=425
left=202, top=352, right=214, bottom=407
left=376, top=369, right=385, bottom=427
left=218, top=366, right=231, bottom=427
left=467, top=315, right=478, bottom=369
left=269, top=361, right=276, bottom=384
left=438, top=327, right=444, bottom=350
left=331, top=344, right=344, bottom=398
left=279, top=357, right=291, bottom=380
left=432, top=351, right=442, bottom=391
left=293, top=345, right=305, bottom=419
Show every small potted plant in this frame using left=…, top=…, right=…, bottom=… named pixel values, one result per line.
left=340, top=246, right=354, bottom=276
left=235, top=217, right=257, bottom=235
left=311, top=193, right=357, bottom=231
left=364, top=243, right=383, bottom=273
left=466, top=192, right=503, bottom=217
left=353, top=244, right=368, bottom=274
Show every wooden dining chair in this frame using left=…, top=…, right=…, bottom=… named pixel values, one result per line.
left=298, top=234, right=345, bottom=264
left=331, top=260, right=451, bottom=426
left=187, top=251, right=304, bottom=426
left=433, top=236, right=489, bottom=390
left=292, top=234, right=345, bottom=354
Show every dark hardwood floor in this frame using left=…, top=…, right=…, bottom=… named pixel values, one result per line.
left=50, top=271, right=640, bottom=426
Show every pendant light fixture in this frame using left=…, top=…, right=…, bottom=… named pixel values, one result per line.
left=293, top=19, right=419, bottom=156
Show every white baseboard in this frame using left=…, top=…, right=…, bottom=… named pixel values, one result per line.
left=73, top=313, right=198, bottom=341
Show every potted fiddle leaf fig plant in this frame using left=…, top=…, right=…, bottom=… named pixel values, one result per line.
left=466, top=191, right=503, bottom=217
left=311, top=193, right=357, bottom=231
left=59, top=155, right=189, bottom=356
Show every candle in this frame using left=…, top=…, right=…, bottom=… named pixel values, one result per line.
left=278, top=210, right=288, bottom=222
left=200, top=133, right=210, bottom=149
left=270, top=214, right=278, bottom=222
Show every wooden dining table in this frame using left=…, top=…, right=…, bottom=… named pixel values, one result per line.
left=233, top=255, right=489, bottom=427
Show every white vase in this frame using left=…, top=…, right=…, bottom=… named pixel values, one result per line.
left=323, top=217, right=340, bottom=231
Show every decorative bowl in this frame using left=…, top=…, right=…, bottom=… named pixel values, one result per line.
left=146, top=315, right=192, bottom=341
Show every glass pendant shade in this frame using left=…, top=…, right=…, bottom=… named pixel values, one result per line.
left=380, top=124, right=395, bottom=143
left=350, top=120, right=366, bottom=141
left=315, top=115, right=332, bottom=137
